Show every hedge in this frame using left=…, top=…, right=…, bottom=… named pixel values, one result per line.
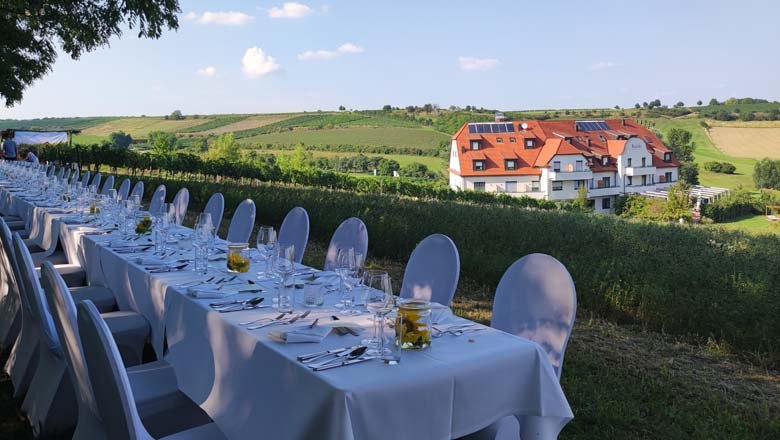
left=122, top=174, right=780, bottom=365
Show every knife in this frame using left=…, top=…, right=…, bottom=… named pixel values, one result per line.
left=297, top=344, right=361, bottom=363
left=313, top=356, right=372, bottom=371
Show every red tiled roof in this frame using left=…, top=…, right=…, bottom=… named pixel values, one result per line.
left=451, top=118, right=680, bottom=177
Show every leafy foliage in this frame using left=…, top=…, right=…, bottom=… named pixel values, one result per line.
left=207, top=133, right=240, bottom=160
left=754, top=158, right=780, bottom=189
left=147, top=131, right=177, bottom=156
left=108, top=131, right=133, bottom=149
left=704, top=161, right=737, bottom=174
left=0, top=0, right=180, bottom=106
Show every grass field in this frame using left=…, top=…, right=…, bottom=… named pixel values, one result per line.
left=238, top=126, right=450, bottom=150
left=709, top=126, right=780, bottom=159
left=710, top=214, right=780, bottom=234
left=200, top=114, right=299, bottom=135
left=247, top=148, right=445, bottom=169
left=651, top=118, right=757, bottom=189
left=82, top=117, right=215, bottom=138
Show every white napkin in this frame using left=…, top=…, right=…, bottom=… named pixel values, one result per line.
left=268, top=324, right=332, bottom=343
left=190, top=290, right=230, bottom=299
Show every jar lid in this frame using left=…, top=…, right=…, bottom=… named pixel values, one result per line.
left=398, top=298, right=430, bottom=310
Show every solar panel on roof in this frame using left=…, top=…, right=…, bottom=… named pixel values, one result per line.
left=468, top=124, right=477, bottom=134
left=576, top=121, right=610, bottom=131
left=507, top=123, right=515, bottom=132
left=477, top=124, right=487, bottom=134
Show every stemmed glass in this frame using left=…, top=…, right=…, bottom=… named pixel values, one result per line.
left=364, top=271, right=395, bottom=357
left=255, top=226, right=276, bottom=263
left=335, top=247, right=360, bottom=313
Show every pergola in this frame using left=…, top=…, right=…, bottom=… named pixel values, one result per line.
left=642, top=185, right=730, bottom=203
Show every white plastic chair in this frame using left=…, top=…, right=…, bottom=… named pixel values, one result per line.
left=118, top=178, right=132, bottom=201
left=130, top=181, right=145, bottom=200
left=63, top=169, right=72, bottom=182
left=225, top=199, right=255, bottom=244
left=172, top=188, right=189, bottom=226
left=78, top=300, right=227, bottom=440
left=324, top=217, right=368, bottom=271
left=400, top=234, right=460, bottom=306
left=57, top=167, right=65, bottom=179
left=278, top=206, right=309, bottom=264
left=204, top=193, right=225, bottom=233
left=148, top=184, right=166, bottom=215
left=80, top=171, right=91, bottom=188
left=101, top=175, right=115, bottom=195
left=90, top=173, right=102, bottom=190
left=46, top=165, right=56, bottom=177
left=41, top=263, right=215, bottom=439
left=0, top=219, right=22, bottom=349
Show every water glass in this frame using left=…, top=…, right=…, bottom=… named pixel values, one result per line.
left=192, top=241, right=209, bottom=274
left=255, top=225, right=276, bottom=262
left=364, top=271, right=394, bottom=355
left=335, top=247, right=356, bottom=311
left=277, top=270, right=295, bottom=313
left=303, top=284, right=324, bottom=307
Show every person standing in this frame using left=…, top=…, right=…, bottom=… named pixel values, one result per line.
left=2, top=130, right=18, bottom=161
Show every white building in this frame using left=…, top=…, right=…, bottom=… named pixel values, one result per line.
left=449, top=119, right=680, bottom=213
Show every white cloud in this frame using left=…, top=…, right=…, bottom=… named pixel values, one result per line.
left=268, top=2, right=313, bottom=19
left=298, top=43, right=364, bottom=60
left=458, top=57, right=499, bottom=72
left=197, top=66, right=217, bottom=77
left=185, top=11, right=253, bottom=26
left=589, top=61, right=618, bottom=71
left=242, top=47, right=280, bottom=78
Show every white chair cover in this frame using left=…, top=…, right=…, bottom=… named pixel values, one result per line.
left=130, top=181, right=144, bottom=200
left=225, top=199, right=255, bottom=244
left=101, top=175, right=115, bottom=196
left=0, top=219, right=21, bottom=349
left=203, top=193, right=225, bottom=233
left=15, top=238, right=76, bottom=436
left=278, top=206, right=309, bottom=264
left=57, top=167, right=65, bottom=179
left=324, top=217, right=368, bottom=271
left=46, top=165, right=56, bottom=177
left=63, top=169, right=72, bottom=182
left=172, top=188, right=189, bottom=226
left=400, top=234, right=460, bottom=306
left=78, top=301, right=227, bottom=440
left=80, top=170, right=90, bottom=188
left=148, top=184, right=166, bottom=214
left=117, top=178, right=132, bottom=201
left=491, top=253, right=577, bottom=379
left=90, top=173, right=102, bottom=190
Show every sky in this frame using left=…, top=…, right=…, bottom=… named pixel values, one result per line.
left=3, top=0, right=780, bottom=119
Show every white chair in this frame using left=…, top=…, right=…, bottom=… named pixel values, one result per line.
left=324, top=217, right=368, bottom=271
left=63, top=168, right=72, bottom=182
left=118, top=178, right=132, bottom=200
left=46, top=165, right=56, bottom=177
left=278, top=206, right=309, bottom=264
left=470, top=253, right=577, bottom=440
left=78, top=300, right=227, bottom=440
left=130, top=180, right=145, bottom=200
left=56, top=167, right=65, bottom=179
left=0, top=220, right=21, bottom=350
left=101, top=175, right=115, bottom=196
left=172, top=187, right=189, bottom=225
left=148, top=184, right=166, bottom=214
left=400, top=234, right=460, bottom=306
left=41, top=263, right=215, bottom=439
left=90, top=172, right=102, bottom=190
left=80, top=171, right=91, bottom=188
left=70, top=168, right=79, bottom=185
left=203, top=193, right=225, bottom=233
left=225, top=199, right=255, bottom=244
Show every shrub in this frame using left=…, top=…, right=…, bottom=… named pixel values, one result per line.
left=704, top=161, right=737, bottom=174
left=754, top=158, right=780, bottom=189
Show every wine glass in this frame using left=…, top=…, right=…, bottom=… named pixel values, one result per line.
left=334, top=247, right=356, bottom=313
left=255, top=226, right=276, bottom=262
left=346, top=252, right=365, bottom=315
left=364, top=271, right=394, bottom=356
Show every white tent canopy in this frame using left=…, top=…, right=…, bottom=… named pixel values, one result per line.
left=12, top=131, right=69, bottom=145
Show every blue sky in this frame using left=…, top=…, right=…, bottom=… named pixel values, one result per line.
left=3, top=0, right=779, bottom=119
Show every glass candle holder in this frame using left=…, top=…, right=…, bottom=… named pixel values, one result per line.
left=134, top=213, right=153, bottom=236
left=226, top=243, right=251, bottom=273
left=396, top=299, right=432, bottom=350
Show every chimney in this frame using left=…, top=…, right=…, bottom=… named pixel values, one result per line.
left=621, top=118, right=627, bottom=126
left=586, top=138, right=592, bottom=147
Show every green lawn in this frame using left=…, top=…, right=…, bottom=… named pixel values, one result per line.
left=651, top=118, right=757, bottom=189
left=237, top=126, right=450, bottom=150
left=246, top=148, right=445, bottom=170
left=709, top=214, right=780, bottom=235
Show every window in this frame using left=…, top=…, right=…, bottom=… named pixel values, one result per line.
left=665, top=171, right=673, bottom=183
left=664, top=152, right=672, bottom=162
left=602, top=176, right=611, bottom=187
left=473, top=160, right=485, bottom=171
left=553, top=161, right=561, bottom=172
left=627, top=158, right=632, bottom=167
left=470, top=140, right=480, bottom=150
left=505, top=181, right=517, bottom=193
left=552, top=181, right=563, bottom=191
left=641, top=175, right=647, bottom=186
left=505, top=159, right=517, bottom=170
left=602, top=157, right=609, bottom=166
left=641, top=157, right=646, bottom=167
left=574, top=180, right=587, bottom=189
left=627, top=176, right=633, bottom=186
left=509, top=137, right=516, bottom=143
left=602, top=198, right=611, bottom=210
left=496, top=137, right=503, bottom=144
left=575, top=160, right=584, bottom=172
left=525, top=139, right=535, bottom=149
left=473, top=182, right=485, bottom=192
left=531, top=181, right=540, bottom=191
left=599, top=135, right=607, bottom=142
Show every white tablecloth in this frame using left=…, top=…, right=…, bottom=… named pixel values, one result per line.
left=6, top=183, right=574, bottom=440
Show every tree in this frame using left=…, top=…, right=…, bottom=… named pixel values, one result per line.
left=674, top=101, right=685, bottom=108
left=697, top=100, right=703, bottom=106
left=338, top=105, right=346, bottom=111
left=569, top=186, right=593, bottom=213
left=399, top=162, right=431, bottom=178
left=170, top=110, right=184, bottom=120
left=634, top=103, right=641, bottom=109
left=768, top=109, right=780, bottom=121
left=108, top=131, right=133, bottom=149
left=0, top=1, right=179, bottom=107
left=614, top=105, right=620, bottom=110
left=147, top=131, right=177, bottom=156
left=708, top=98, right=720, bottom=106
left=382, top=105, right=392, bottom=112
left=754, top=158, right=780, bottom=189
left=377, top=158, right=400, bottom=176
left=207, top=133, right=241, bottom=160
left=277, top=145, right=313, bottom=171
left=664, top=182, right=692, bottom=221
left=665, top=128, right=695, bottom=162
left=679, top=162, right=700, bottom=185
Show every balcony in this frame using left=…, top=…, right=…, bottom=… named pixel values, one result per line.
left=624, top=166, right=656, bottom=176
left=588, top=184, right=621, bottom=197
left=548, top=168, right=593, bottom=181
left=624, top=183, right=660, bottom=194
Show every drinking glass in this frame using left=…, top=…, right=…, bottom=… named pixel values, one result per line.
left=192, top=220, right=213, bottom=274
left=364, top=271, right=396, bottom=358
left=334, top=247, right=356, bottom=312
left=255, top=225, right=276, bottom=262
left=275, top=244, right=296, bottom=312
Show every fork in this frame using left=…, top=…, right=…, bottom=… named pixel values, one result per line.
left=248, top=311, right=309, bottom=330
left=240, top=312, right=286, bottom=326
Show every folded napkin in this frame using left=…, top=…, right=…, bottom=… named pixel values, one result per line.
left=189, top=289, right=231, bottom=299
left=268, top=324, right=332, bottom=343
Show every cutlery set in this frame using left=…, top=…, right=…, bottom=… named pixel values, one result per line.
left=297, top=346, right=371, bottom=371
left=431, top=323, right=486, bottom=337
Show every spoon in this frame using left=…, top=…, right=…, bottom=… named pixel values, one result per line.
left=310, top=346, right=367, bottom=369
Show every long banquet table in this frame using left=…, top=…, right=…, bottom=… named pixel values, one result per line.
left=0, top=181, right=573, bottom=440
